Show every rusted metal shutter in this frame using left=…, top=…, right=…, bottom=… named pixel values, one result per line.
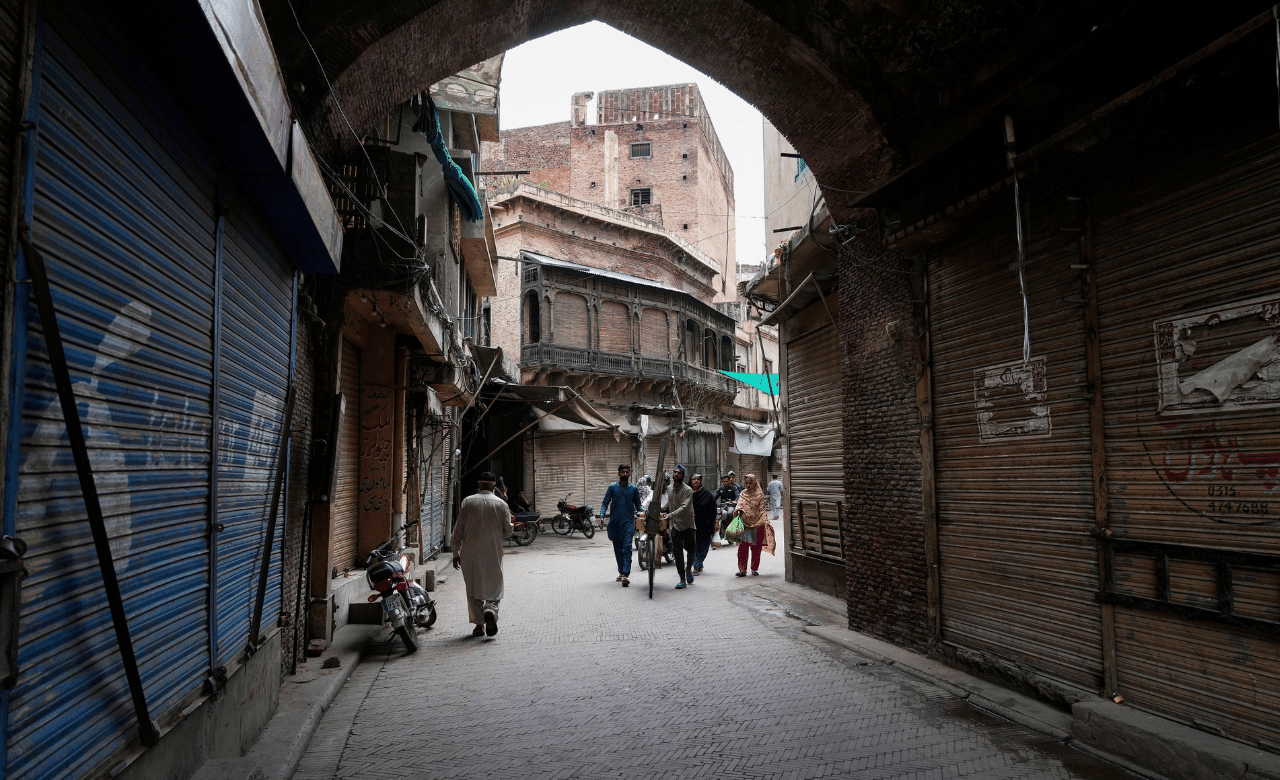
left=1092, top=128, right=1280, bottom=745
left=786, top=328, right=843, bottom=558
left=331, top=341, right=360, bottom=572
left=928, top=200, right=1102, bottom=693
left=533, top=433, right=581, bottom=511
left=586, top=432, right=631, bottom=513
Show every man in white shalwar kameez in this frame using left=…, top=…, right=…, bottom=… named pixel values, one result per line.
left=451, top=472, right=513, bottom=637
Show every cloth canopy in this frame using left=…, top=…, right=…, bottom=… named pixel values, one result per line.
left=729, top=420, right=777, bottom=456
left=721, top=371, right=780, bottom=395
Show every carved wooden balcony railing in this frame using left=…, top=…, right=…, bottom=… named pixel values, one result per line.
left=522, top=343, right=737, bottom=395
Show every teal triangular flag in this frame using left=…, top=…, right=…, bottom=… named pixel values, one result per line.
left=719, top=371, right=780, bottom=395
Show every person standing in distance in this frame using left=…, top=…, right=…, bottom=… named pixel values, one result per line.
left=451, top=472, right=513, bottom=637
left=600, top=464, right=642, bottom=587
left=767, top=473, right=784, bottom=524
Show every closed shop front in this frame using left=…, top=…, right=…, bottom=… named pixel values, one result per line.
left=786, top=326, right=844, bottom=559
left=331, top=340, right=361, bottom=572
left=1091, top=107, right=1280, bottom=744
left=586, top=432, right=631, bottom=512
left=5, top=3, right=297, bottom=776
left=677, top=431, right=719, bottom=486
left=534, top=433, right=582, bottom=512
left=928, top=198, right=1102, bottom=695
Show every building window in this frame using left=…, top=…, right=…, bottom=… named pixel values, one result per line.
left=795, top=157, right=809, bottom=180
left=630, top=142, right=652, bottom=159
left=630, top=188, right=651, bottom=206
left=682, top=153, right=688, bottom=158
left=589, top=181, right=596, bottom=188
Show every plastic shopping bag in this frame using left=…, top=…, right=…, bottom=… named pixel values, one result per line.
left=725, top=516, right=745, bottom=543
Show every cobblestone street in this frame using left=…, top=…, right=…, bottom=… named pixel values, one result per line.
left=294, top=525, right=1138, bottom=780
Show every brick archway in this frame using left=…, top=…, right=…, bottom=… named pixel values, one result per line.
left=263, top=0, right=897, bottom=221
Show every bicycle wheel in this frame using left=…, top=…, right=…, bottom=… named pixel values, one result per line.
left=647, top=536, right=655, bottom=599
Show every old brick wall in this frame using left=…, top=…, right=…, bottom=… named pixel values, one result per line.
left=553, top=291, right=590, bottom=348
left=640, top=308, right=669, bottom=357
left=598, top=300, right=630, bottom=353
left=840, top=225, right=932, bottom=652
left=282, top=290, right=315, bottom=676
left=480, top=122, right=571, bottom=192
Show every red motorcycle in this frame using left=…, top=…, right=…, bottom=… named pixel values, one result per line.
left=510, top=511, right=541, bottom=546
left=552, top=493, right=595, bottom=538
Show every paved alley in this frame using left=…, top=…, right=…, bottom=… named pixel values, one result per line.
left=293, top=525, right=1138, bottom=780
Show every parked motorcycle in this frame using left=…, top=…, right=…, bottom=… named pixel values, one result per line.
left=364, top=522, right=437, bottom=653
left=510, top=511, right=541, bottom=546
left=552, top=493, right=595, bottom=538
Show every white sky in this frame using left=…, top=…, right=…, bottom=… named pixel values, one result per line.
left=498, top=21, right=767, bottom=270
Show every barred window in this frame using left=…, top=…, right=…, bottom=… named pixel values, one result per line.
left=630, top=142, right=652, bottom=158
left=630, top=188, right=651, bottom=206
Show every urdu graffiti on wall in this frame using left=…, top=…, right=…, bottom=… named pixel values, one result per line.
left=973, top=356, right=1052, bottom=443
left=1155, top=294, right=1280, bottom=414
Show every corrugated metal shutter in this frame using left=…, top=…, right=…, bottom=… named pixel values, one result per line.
left=1093, top=129, right=1280, bottom=744
left=586, top=433, right=631, bottom=513
left=10, top=7, right=218, bottom=778
left=534, top=434, right=581, bottom=511
left=213, top=191, right=293, bottom=665
left=418, top=424, right=446, bottom=555
left=0, top=0, right=17, bottom=302
left=332, top=342, right=360, bottom=572
left=786, top=328, right=843, bottom=558
left=929, top=201, right=1101, bottom=693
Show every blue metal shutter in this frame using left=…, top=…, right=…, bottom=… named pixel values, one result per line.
left=419, top=425, right=445, bottom=556
left=213, top=191, right=293, bottom=667
left=9, top=6, right=217, bottom=779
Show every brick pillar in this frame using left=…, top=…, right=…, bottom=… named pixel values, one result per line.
left=358, top=327, right=398, bottom=559
left=840, top=221, right=933, bottom=652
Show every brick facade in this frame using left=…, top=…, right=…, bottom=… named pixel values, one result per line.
left=483, top=84, right=734, bottom=300
left=839, top=227, right=931, bottom=653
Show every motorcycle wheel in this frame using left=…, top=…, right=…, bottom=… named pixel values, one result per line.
left=513, top=524, right=534, bottom=546
left=395, top=624, right=418, bottom=653
left=581, top=521, right=595, bottom=539
left=552, top=516, right=571, bottom=535
left=419, top=603, right=437, bottom=629
left=636, top=537, right=649, bottom=570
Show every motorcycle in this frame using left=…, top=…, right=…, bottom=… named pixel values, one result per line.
left=510, top=511, right=541, bottom=546
left=717, top=499, right=736, bottom=545
left=364, top=522, right=437, bottom=653
left=552, top=493, right=595, bottom=538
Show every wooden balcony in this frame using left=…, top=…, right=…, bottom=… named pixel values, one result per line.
left=521, top=343, right=737, bottom=396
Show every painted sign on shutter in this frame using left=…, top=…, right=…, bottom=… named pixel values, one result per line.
left=1154, top=294, right=1280, bottom=414
left=974, top=356, right=1052, bottom=442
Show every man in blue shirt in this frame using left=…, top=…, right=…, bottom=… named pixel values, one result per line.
left=600, top=463, right=642, bottom=587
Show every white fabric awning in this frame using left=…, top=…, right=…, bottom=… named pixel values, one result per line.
left=729, top=420, right=776, bottom=456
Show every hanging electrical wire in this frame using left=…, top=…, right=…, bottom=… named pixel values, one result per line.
left=1005, top=116, right=1033, bottom=366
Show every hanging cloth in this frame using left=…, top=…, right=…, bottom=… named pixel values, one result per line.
left=412, top=94, right=485, bottom=222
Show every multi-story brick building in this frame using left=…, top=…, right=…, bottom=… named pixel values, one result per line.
left=482, top=85, right=775, bottom=512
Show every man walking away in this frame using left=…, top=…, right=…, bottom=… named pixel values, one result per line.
left=690, top=474, right=717, bottom=574
left=600, top=464, right=641, bottom=587
left=451, top=472, right=513, bottom=637
left=662, top=464, right=696, bottom=589
left=767, top=474, right=784, bottom=524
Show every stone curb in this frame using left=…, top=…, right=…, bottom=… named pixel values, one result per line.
left=240, top=623, right=381, bottom=780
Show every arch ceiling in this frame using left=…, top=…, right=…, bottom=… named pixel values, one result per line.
left=258, top=0, right=1132, bottom=222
